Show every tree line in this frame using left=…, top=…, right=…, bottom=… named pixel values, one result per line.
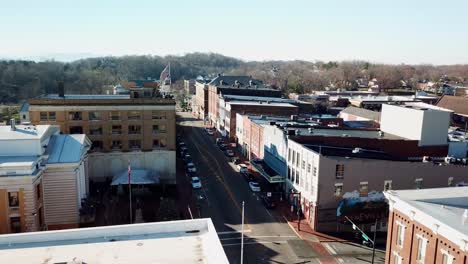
left=0, top=52, right=467, bottom=103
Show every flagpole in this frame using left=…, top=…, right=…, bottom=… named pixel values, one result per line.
left=128, top=161, right=132, bottom=224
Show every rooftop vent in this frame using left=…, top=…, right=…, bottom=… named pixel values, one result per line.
left=10, top=119, right=16, bottom=131
left=352, top=147, right=362, bottom=154
left=308, top=127, right=313, bottom=134
left=379, top=131, right=384, bottom=137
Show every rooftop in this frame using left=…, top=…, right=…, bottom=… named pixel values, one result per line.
left=437, top=95, right=468, bottom=117
left=340, top=106, right=381, bottom=122
left=0, top=219, right=228, bottom=264
left=0, top=125, right=55, bottom=140
left=227, top=101, right=297, bottom=108
left=0, top=156, right=39, bottom=169
left=303, top=144, right=396, bottom=160
left=221, top=94, right=302, bottom=104
left=38, top=94, right=131, bottom=100
left=209, top=75, right=265, bottom=88
left=46, top=134, right=91, bottom=164
left=385, top=187, right=468, bottom=250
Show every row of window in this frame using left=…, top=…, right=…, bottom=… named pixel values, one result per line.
left=40, top=111, right=168, bottom=121
left=70, top=124, right=167, bottom=135
left=91, top=138, right=167, bottom=151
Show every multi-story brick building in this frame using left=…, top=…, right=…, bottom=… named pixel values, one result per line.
left=384, top=187, right=468, bottom=264
left=194, top=79, right=210, bottom=120
left=28, top=92, right=176, bottom=184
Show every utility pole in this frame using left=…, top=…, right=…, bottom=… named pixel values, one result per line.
left=240, top=201, right=245, bottom=264
left=345, top=216, right=377, bottom=264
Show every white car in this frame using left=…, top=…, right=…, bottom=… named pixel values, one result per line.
left=249, top=181, right=261, bottom=192
left=237, top=164, right=248, bottom=174
left=191, top=177, right=202, bottom=189
left=187, top=162, right=197, bottom=173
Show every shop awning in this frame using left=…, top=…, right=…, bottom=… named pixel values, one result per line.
left=111, top=169, right=160, bottom=185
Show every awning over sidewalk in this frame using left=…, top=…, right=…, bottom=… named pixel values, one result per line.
left=250, top=159, right=285, bottom=183
left=111, top=169, right=160, bottom=185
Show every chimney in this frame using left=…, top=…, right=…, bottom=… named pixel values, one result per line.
left=463, top=209, right=468, bottom=225
left=58, top=81, right=65, bottom=97
left=10, top=118, right=16, bottom=131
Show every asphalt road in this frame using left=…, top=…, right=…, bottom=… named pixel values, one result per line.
left=177, top=112, right=311, bottom=264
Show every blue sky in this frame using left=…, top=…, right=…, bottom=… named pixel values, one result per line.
left=0, top=0, right=467, bottom=64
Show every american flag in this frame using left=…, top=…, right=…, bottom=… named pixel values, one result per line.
left=159, top=64, right=171, bottom=82
left=128, top=163, right=131, bottom=185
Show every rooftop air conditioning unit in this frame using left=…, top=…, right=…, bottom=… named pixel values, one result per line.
left=422, top=156, right=431, bottom=163
left=352, top=147, right=362, bottom=154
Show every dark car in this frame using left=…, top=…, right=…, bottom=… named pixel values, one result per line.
left=262, top=196, right=276, bottom=209
left=242, top=172, right=255, bottom=182
left=218, top=144, right=227, bottom=151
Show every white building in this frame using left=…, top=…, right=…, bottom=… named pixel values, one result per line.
left=0, top=122, right=90, bottom=233
left=0, top=218, right=229, bottom=264
left=380, top=103, right=452, bottom=146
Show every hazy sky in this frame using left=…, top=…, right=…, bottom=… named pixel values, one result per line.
left=1, top=0, right=467, bottom=64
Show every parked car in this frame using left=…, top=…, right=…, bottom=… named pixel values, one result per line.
left=237, top=164, right=248, bottom=174
left=249, top=181, right=261, bottom=192
left=178, top=141, right=186, bottom=148
left=215, top=138, right=224, bottom=144
left=225, top=149, right=234, bottom=157
left=262, top=196, right=276, bottom=209
left=186, top=162, right=197, bottom=173
left=218, top=144, right=227, bottom=151
left=184, top=154, right=192, bottom=163
left=191, top=177, right=202, bottom=189
left=243, top=172, right=255, bottom=182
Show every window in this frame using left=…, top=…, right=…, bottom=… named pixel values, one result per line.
left=129, top=140, right=141, bottom=150
left=128, top=125, right=141, bottom=134
left=69, top=126, right=83, bottom=134
left=152, top=111, right=166, bottom=119
left=8, top=192, right=19, bottom=207
left=91, top=141, right=103, bottom=151
left=302, top=160, right=305, bottom=170
left=393, top=252, right=402, bottom=264
left=288, top=148, right=292, bottom=162
left=415, top=235, right=427, bottom=262
left=287, top=167, right=292, bottom=180
left=89, top=126, right=102, bottom=135
left=292, top=150, right=296, bottom=164
left=291, top=169, right=295, bottom=183
left=415, top=178, right=423, bottom=189
left=153, top=124, right=167, bottom=134
left=296, top=153, right=300, bottom=167
left=384, top=180, right=392, bottom=191
left=441, top=251, right=453, bottom=264
left=313, top=167, right=317, bottom=177
left=335, top=164, right=344, bottom=179
left=40, top=112, right=55, bottom=121
left=334, top=183, right=343, bottom=197
left=36, top=184, right=41, bottom=200
left=112, top=125, right=122, bottom=135
left=128, top=111, right=141, bottom=120
left=160, top=138, right=167, bottom=147
left=89, top=112, right=101, bottom=121
left=360, top=182, right=369, bottom=196
left=396, top=222, right=405, bottom=247
left=109, top=111, right=121, bottom=121
left=40, top=112, right=47, bottom=121
left=111, top=140, right=122, bottom=150
left=38, top=207, right=44, bottom=228
left=307, top=163, right=311, bottom=173
left=68, top=111, right=82, bottom=121
left=10, top=217, right=21, bottom=233
left=153, top=139, right=160, bottom=149
left=295, top=171, right=300, bottom=184
left=448, top=177, right=454, bottom=187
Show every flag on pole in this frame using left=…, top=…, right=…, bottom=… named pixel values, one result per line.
left=159, top=64, right=171, bottom=84
left=128, top=162, right=131, bottom=185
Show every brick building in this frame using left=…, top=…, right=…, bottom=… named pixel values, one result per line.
left=384, top=187, right=468, bottom=264
left=194, top=80, right=209, bottom=120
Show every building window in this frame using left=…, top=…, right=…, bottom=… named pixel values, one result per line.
left=448, top=177, right=454, bottom=187
left=291, top=169, right=295, bottom=183
left=109, top=111, right=121, bottom=121
left=10, top=217, right=21, bottom=233
left=287, top=167, right=292, bottom=180
left=38, top=207, right=44, bottom=228
left=296, top=153, right=300, bottom=167
left=128, top=125, right=141, bottom=134
left=8, top=192, right=19, bottom=207
left=153, top=124, right=167, bottom=134
left=360, top=182, right=369, bottom=196
left=69, top=126, right=83, bottom=134
left=396, top=222, right=405, bottom=247
left=441, top=251, right=453, bottom=264
left=384, top=180, right=392, bottom=191
left=40, top=112, right=47, bottom=121
left=91, top=140, right=103, bottom=151
left=313, top=167, right=317, bottom=177
left=292, top=150, right=296, bottom=164
left=152, top=111, right=167, bottom=119
left=68, top=111, right=82, bottom=121
left=153, top=139, right=160, bottom=149
left=335, top=164, right=344, bottom=179
left=307, top=163, right=311, bottom=173
left=415, top=235, right=427, bottom=262
left=36, top=184, right=41, bottom=200
left=415, top=178, right=423, bottom=189
left=295, top=171, right=300, bottom=184
left=111, top=140, right=122, bottom=150
left=89, top=126, right=102, bottom=135
left=160, top=138, right=167, bottom=147
left=112, top=125, right=122, bottom=135
left=49, top=112, right=56, bottom=121
left=334, top=183, right=343, bottom=197
left=129, top=140, right=141, bottom=150
left=302, top=160, right=305, bottom=170
left=128, top=111, right=141, bottom=120
left=393, top=252, right=402, bottom=264
left=288, top=148, right=292, bottom=162
left=89, top=111, right=101, bottom=121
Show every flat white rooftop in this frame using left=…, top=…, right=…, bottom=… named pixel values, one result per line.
left=0, top=219, right=228, bottom=264
left=0, top=125, right=54, bottom=140
left=41, top=94, right=131, bottom=99
left=227, top=101, right=297, bottom=107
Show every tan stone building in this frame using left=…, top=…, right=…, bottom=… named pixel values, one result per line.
left=28, top=94, right=177, bottom=184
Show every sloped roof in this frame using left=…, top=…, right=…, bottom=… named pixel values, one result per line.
left=340, top=106, right=381, bottom=122
left=46, top=134, right=91, bottom=164
left=437, top=95, right=468, bottom=116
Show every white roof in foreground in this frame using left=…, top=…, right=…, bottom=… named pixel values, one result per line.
left=385, top=187, right=468, bottom=252
left=0, top=219, right=228, bottom=264
left=0, top=125, right=53, bottom=140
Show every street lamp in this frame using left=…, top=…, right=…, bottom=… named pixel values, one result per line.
left=344, top=216, right=377, bottom=264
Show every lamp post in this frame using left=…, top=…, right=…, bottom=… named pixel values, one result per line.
left=345, top=216, right=377, bottom=264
